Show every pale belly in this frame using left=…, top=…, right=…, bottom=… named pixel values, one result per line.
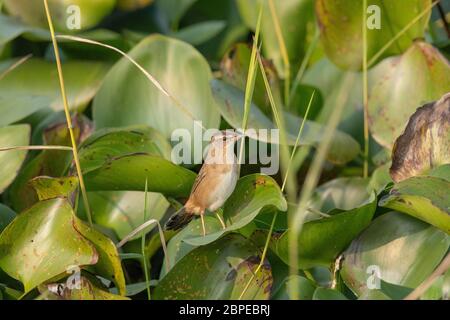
left=207, top=165, right=238, bottom=212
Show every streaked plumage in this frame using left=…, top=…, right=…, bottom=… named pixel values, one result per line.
left=165, top=131, right=241, bottom=233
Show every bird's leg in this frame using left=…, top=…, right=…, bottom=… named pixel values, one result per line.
left=200, top=212, right=206, bottom=237
left=215, top=210, right=226, bottom=230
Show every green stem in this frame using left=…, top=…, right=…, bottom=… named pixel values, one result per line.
left=289, top=30, right=320, bottom=107
left=142, top=179, right=151, bottom=300
left=43, top=0, right=92, bottom=225
left=237, top=5, right=263, bottom=172
left=362, top=0, right=369, bottom=178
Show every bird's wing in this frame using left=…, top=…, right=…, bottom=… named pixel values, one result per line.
left=190, top=164, right=208, bottom=195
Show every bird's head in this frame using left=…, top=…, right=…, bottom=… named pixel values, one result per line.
left=210, top=130, right=242, bottom=148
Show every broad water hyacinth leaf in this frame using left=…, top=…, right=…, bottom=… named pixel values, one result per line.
left=316, top=0, right=431, bottom=70
left=368, top=42, right=450, bottom=148
left=182, top=174, right=287, bottom=247
left=93, top=35, right=220, bottom=156
left=173, top=21, right=227, bottom=46
left=153, top=234, right=272, bottom=300
left=78, top=127, right=196, bottom=196
left=369, top=163, right=392, bottom=194
left=341, top=212, right=449, bottom=297
left=73, top=218, right=126, bottom=296
left=271, top=195, right=377, bottom=269
left=0, top=204, right=15, bottom=233
left=308, top=177, right=372, bottom=212
left=3, top=0, right=116, bottom=32
left=0, top=199, right=98, bottom=293
left=0, top=13, right=49, bottom=47
left=0, top=124, right=30, bottom=193
left=82, top=190, right=169, bottom=241
left=236, top=0, right=316, bottom=77
left=0, top=95, right=51, bottom=127
left=160, top=216, right=223, bottom=278
left=211, top=79, right=361, bottom=164
left=0, top=59, right=110, bottom=118
left=117, top=0, right=154, bottom=11
left=302, top=57, right=388, bottom=140
left=390, top=93, right=450, bottom=182
left=83, top=154, right=196, bottom=197
left=79, top=126, right=172, bottom=172
left=29, top=176, right=78, bottom=201
left=220, top=43, right=281, bottom=115
left=379, top=174, right=450, bottom=234
left=8, top=115, right=92, bottom=211
left=156, top=0, right=198, bottom=27
left=312, top=288, right=348, bottom=300
left=272, top=275, right=316, bottom=300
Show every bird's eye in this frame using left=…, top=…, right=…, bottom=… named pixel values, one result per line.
left=222, top=136, right=227, bottom=141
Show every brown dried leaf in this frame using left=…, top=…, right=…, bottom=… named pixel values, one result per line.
left=390, top=92, right=450, bottom=182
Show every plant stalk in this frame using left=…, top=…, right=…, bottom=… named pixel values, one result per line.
left=43, top=0, right=93, bottom=226
left=362, top=0, right=369, bottom=178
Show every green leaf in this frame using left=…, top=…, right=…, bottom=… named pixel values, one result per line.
left=211, top=79, right=361, bottom=164
left=378, top=280, right=413, bottom=300
left=79, top=126, right=172, bottom=173
left=78, top=127, right=196, bottom=196
left=341, top=212, right=449, bottom=297
left=0, top=93, right=51, bottom=127
left=379, top=175, right=450, bottom=234
left=302, top=57, right=390, bottom=146
left=309, top=177, right=372, bottom=212
left=220, top=43, right=282, bottom=116
left=0, top=13, right=47, bottom=46
left=93, top=35, right=220, bottom=156
left=420, top=275, right=445, bottom=300
left=303, top=59, right=362, bottom=122
left=312, top=287, right=348, bottom=300
left=272, top=195, right=377, bottom=269
left=110, top=280, right=159, bottom=297
left=236, top=0, right=316, bottom=77
left=153, top=234, right=272, bottom=300
left=8, top=115, right=91, bottom=211
left=0, top=284, right=23, bottom=300
left=272, top=275, right=316, bottom=300
left=73, top=219, right=127, bottom=296
left=182, top=174, right=287, bottom=247
left=0, top=59, right=110, bottom=121
left=0, top=203, right=15, bottom=233
left=390, top=93, right=450, bottom=182
left=160, top=216, right=224, bottom=278
left=83, top=191, right=169, bottom=241
left=368, top=42, right=450, bottom=148
left=0, top=198, right=98, bottom=293
left=84, top=154, right=196, bottom=197
left=316, top=0, right=431, bottom=70
left=172, top=21, right=226, bottom=46
left=29, top=176, right=78, bottom=201
left=369, top=163, right=392, bottom=194
left=117, top=0, right=154, bottom=11
left=0, top=124, right=30, bottom=193
left=3, top=0, right=116, bottom=32
left=429, top=164, right=450, bottom=181
left=156, top=0, right=198, bottom=27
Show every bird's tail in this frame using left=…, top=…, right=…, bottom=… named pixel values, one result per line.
left=164, top=207, right=194, bottom=231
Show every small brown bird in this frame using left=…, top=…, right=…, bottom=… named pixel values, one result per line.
left=116, top=130, right=242, bottom=248
left=165, top=130, right=242, bottom=236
